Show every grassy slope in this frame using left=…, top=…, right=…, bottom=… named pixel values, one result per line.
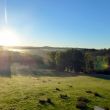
left=0, top=75, right=110, bottom=110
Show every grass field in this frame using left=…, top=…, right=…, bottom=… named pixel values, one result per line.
left=0, top=74, right=110, bottom=110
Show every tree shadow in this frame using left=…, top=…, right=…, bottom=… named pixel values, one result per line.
left=28, top=69, right=81, bottom=77
left=85, top=73, right=110, bottom=80
left=0, top=71, right=11, bottom=77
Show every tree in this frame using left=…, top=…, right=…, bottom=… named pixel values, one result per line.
left=85, top=53, right=94, bottom=73
left=55, top=51, right=66, bottom=71
left=48, top=48, right=110, bottom=74
left=48, top=49, right=85, bottom=72
left=69, top=49, right=85, bottom=72
left=48, top=51, right=56, bottom=69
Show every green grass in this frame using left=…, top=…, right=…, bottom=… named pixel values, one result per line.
left=0, top=75, right=110, bottom=110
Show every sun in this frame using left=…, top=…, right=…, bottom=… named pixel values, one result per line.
left=0, top=26, right=20, bottom=46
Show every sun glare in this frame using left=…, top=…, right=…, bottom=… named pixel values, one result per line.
left=0, top=26, right=20, bottom=46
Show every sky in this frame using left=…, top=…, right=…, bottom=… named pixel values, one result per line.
left=0, top=0, right=110, bottom=48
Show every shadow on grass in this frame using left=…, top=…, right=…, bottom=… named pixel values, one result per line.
left=0, top=65, right=80, bottom=78
left=31, top=69, right=80, bottom=77
left=31, top=69, right=110, bottom=80
left=85, top=73, right=110, bottom=80
left=1, top=68, right=110, bottom=80
left=0, top=63, right=110, bottom=80
left=0, top=70, right=11, bottom=77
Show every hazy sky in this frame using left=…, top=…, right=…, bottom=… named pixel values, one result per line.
left=0, top=0, right=110, bottom=48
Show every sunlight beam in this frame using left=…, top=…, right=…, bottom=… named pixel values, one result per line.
left=4, top=0, right=8, bottom=25
left=5, top=7, right=7, bottom=25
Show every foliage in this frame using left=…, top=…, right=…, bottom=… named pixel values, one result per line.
left=84, top=52, right=94, bottom=72
left=48, top=49, right=85, bottom=72
left=48, top=51, right=56, bottom=69
left=48, top=48, right=110, bottom=74
left=94, top=56, right=108, bottom=71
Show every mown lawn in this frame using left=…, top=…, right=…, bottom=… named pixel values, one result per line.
left=0, top=74, right=110, bottom=110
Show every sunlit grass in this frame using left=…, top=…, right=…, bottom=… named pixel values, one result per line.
left=0, top=75, right=110, bottom=110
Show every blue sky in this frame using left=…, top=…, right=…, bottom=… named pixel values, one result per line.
left=0, top=0, right=110, bottom=48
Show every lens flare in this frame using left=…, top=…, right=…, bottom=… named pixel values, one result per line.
left=0, top=27, right=20, bottom=46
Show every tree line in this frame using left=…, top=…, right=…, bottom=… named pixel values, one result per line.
left=48, top=49, right=110, bottom=74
